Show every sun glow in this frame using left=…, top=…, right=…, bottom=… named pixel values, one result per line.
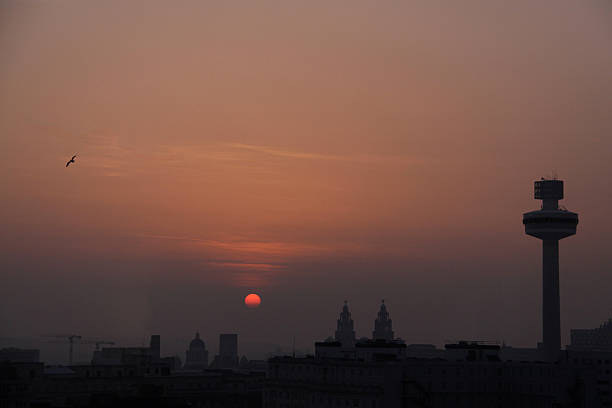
left=244, top=293, right=262, bottom=309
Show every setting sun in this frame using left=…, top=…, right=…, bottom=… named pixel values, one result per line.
left=244, top=293, right=262, bottom=309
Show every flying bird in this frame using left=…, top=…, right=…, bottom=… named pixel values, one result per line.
left=66, top=154, right=77, bottom=167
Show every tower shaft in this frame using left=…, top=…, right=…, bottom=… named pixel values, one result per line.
left=542, top=239, right=560, bottom=361
left=523, top=178, right=578, bottom=362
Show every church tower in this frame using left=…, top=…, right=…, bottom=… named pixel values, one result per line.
left=335, top=301, right=356, bottom=347
left=372, top=300, right=394, bottom=341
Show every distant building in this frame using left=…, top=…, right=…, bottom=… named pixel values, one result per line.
left=265, top=341, right=603, bottom=408
left=316, top=338, right=407, bottom=362
left=150, top=334, right=160, bottom=359
left=0, top=360, right=264, bottom=407
left=372, top=300, right=394, bottom=341
left=0, top=347, right=39, bottom=363
left=499, top=345, right=540, bottom=362
left=241, top=358, right=268, bottom=372
left=569, top=318, right=612, bottom=351
left=210, top=333, right=239, bottom=369
left=261, top=301, right=610, bottom=406
left=184, top=331, right=208, bottom=369
left=266, top=354, right=429, bottom=408
left=444, top=341, right=501, bottom=362
left=0, top=361, right=44, bottom=406
left=405, top=344, right=445, bottom=359
left=334, top=301, right=356, bottom=347
left=564, top=349, right=612, bottom=407
left=91, top=334, right=177, bottom=374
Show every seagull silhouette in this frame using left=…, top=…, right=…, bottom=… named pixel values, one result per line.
left=66, top=154, right=77, bottom=167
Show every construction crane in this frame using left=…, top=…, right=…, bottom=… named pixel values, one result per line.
left=81, top=340, right=115, bottom=350
left=43, top=334, right=82, bottom=365
left=67, top=335, right=82, bottom=364
left=43, top=335, right=114, bottom=364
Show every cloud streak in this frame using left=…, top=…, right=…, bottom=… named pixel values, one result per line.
left=226, top=142, right=431, bottom=165
left=132, top=232, right=373, bottom=286
left=227, top=143, right=348, bottom=161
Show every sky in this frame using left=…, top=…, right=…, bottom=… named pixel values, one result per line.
left=1, top=0, right=612, bottom=363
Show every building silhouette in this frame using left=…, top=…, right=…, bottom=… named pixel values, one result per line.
left=372, top=299, right=394, bottom=341
left=210, top=333, right=239, bottom=369
left=569, top=318, right=612, bottom=352
left=264, top=303, right=612, bottom=407
left=91, top=334, right=165, bottom=366
left=523, top=178, right=579, bottom=362
left=0, top=348, right=39, bottom=363
left=184, top=331, right=208, bottom=369
left=0, top=360, right=264, bottom=407
left=334, top=301, right=356, bottom=347
left=266, top=340, right=610, bottom=407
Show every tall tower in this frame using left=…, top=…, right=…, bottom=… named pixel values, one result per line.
left=523, top=179, right=578, bottom=361
left=149, top=335, right=161, bottom=360
left=211, top=334, right=239, bottom=368
left=219, top=334, right=238, bottom=368
left=372, top=300, right=394, bottom=341
left=335, top=301, right=356, bottom=347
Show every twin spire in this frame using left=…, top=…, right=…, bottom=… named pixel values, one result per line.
left=373, top=299, right=394, bottom=340
left=334, top=300, right=394, bottom=346
left=335, top=301, right=356, bottom=346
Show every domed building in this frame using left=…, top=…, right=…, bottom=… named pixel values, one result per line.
left=184, top=331, right=208, bottom=369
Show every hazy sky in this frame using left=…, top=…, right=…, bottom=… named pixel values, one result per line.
left=1, top=0, right=612, bottom=363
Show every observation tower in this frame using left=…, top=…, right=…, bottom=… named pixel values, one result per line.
left=523, top=179, right=578, bottom=361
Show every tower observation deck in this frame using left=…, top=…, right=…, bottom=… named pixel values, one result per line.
left=523, top=179, right=578, bottom=362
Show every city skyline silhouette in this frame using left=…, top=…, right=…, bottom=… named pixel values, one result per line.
left=1, top=1, right=612, bottom=406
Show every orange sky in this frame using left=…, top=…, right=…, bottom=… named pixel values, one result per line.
left=1, top=0, right=612, bottom=361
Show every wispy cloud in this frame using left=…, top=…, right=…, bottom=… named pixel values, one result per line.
left=81, top=134, right=135, bottom=177
left=206, top=262, right=287, bottom=271
left=132, top=232, right=367, bottom=287
left=227, top=143, right=348, bottom=161
left=135, top=233, right=339, bottom=260
left=226, top=142, right=433, bottom=166
left=57, top=138, right=430, bottom=180
left=205, top=261, right=288, bottom=287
